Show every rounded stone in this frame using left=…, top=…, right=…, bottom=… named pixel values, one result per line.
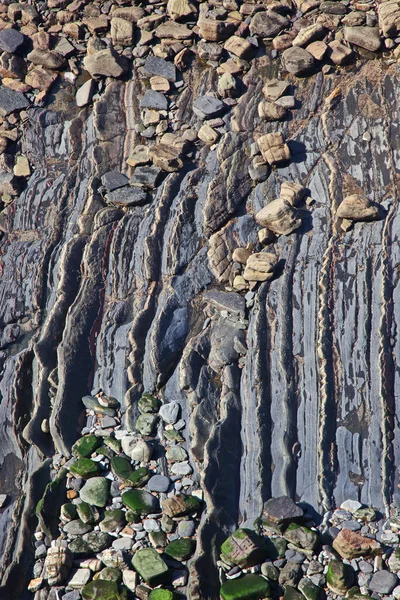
left=148, top=475, right=171, bottom=493
left=79, top=477, right=110, bottom=507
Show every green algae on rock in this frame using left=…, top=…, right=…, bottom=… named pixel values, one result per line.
left=220, top=574, right=271, bottom=600
left=80, top=477, right=110, bottom=507
left=100, top=509, right=126, bottom=532
left=127, top=466, right=151, bottom=488
left=131, top=548, right=170, bottom=586
left=138, top=393, right=162, bottom=413
left=221, top=529, right=267, bottom=568
left=165, top=538, right=196, bottom=561
left=148, top=589, right=176, bottom=600
left=72, top=435, right=101, bottom=458
left=122, top=489, right=159, bottom=515
left=81, top=579, right=121, bottom=600
left=111, top=456, right=133, bottom=480
left=70, top=457, right=100, bottom=479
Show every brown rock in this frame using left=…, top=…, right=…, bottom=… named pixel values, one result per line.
left=25, top=65, right=57, bottom=91
left=44, top=541, right=73, bottom=585
left=336, top=194, right=381, bottom=221
left=257, top=133, right=291, bottom=165
left=83, top=17, right=109, bottom=34
left=232, top=247, right=252, bottom=264
left=328, top=40, right=353, bottom=65
left=306, top=40, right=328, bottom=61
left=243, top=252, right=278, bottom=282
left=149, top=144, right=183, bottom=172
left=167, top=0, right=197, bottom=21
left=113, top=7, right=145, bottom=23
left=0, top=52, right=26, bottom=80
left=379, top=1, right=400, bottom=38
left=156, top=21, right=193, bottom=40
left=8, top=3, right=39, bottom=24
left=2, top=78, right=30, bottom=92
left=258, top=100, right=287, bottom=121
left=249, top=11, right=289, bottom=38
left=343, top=26, right=381, bottom=52
left=272, top=33, right=297, bottom=51
left=282, top=46, right=315, bottom=75
left=111, top=17, right=134, bottom=46
left=150, top=76, right=170, bottom=92
left=31, top=31, right=51, bottom=50
left=27, top=48, right=65, bottom=70
left=292, top=23, right=326, bottom=47
left=256, top=199, right=302, bottom=236
left=280, top=182, right=306, bottom=206
left=198, top=123, right=220, bottom=145
left=262, top=80, right=290, bottom=101
left=127, top=145, right=149, bottom=167
left=83, top=48, right=128, bottom=78
left=332, top=528, right=382, bottom=559
left=197, top=17, right=235, bottom=42
left=224, top=35, right=252, bottom=59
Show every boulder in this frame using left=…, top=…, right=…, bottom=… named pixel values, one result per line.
left=344, top=27, right=381, bottom=52
left=332, top=528, right=382, bottom=559
left=220, top=574, right=271, bottom=600
left=221, top=529, right=267, bottom=568
left=282, top=47, right=315, bottom=75
left=336, top=194, right=381, bottom=221
left=255, top=199, right=302, bottom=236
left=257, top=133, right=291, bottom=165
left=131, top=548, right=169, bottom=586
left=243, top=253, right=278, bottom=282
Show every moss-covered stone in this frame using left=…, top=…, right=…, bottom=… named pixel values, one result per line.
left=72, top=435, right=101, bottom=458
left=165, top=538, right=195, bottom=561
left=298, top=577, right=321, bottom=600
left=97, top=446, right=115, bottom=459
left=70, top=457, right=100, bottom=479
left=131, top=548, right=169, bottom=586
left=81, top=579, right=121, bottom=600
left=61, top=502, right=77, bottom=522
left=149, top=530, right=167, bottom=548
left=104, top=437, right=121, bottom=453
left=100, top=509, right=126, bottom=533
left=149, top=589, right=175, bottom=600
left=125, top=509, right=141, bottom=523
left=220, top=574, right=271, bottom=600
left=135, top=413, right=158, bottom=436
left=111, top=456, right=133, bottom=481
left=83, top=531, right=111, bottom=553
left=96, top=567, right=122, bottom=583
left=353, top=508, right=376, bottom=522
left=77, top=501, right=98, bottom=524
left=127, top=467, right=151, bottom=488
left=265, top=536, right=287, bottom=559
left=283, top=523, right=319, bottom=552
left=122, top=489, right=159, bottom=516
left=80, top=477, right=110, bottom=507
left=283, top=586, right=304, bottom=600
left=326, top=560, right=354, bottom=595
left=163, top=429, right=184, bottom=443
left=221, top=529, right=267, bottom=568
left=36, top=467, right=67, bottom=539
left=138, top=393, right=161, bottom=414
left=69, top=537, right=91, bottom=557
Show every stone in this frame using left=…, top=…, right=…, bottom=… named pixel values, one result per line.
left=140, top=90, right=168, bottom=111
left=198, top=124, right=220, bottom=145
left=13, top=155, right=30, bottom=177
left=25, top=66, right=57, bottom=91
left=257, top=133, right=291, bottom=165
left=0, top=172, right=20, bottom=196
left=221, top=529, right=267, bottom=568
left=149, top=590, right=175, bottom=600
left=128, top=466, right=151, bottom=488
left=369, top=570, right=398, bottom=594
left=283, top=523, right=319, bottom=551
left=122, top=438, right=152, bottom=462
left=336, top=194, right=381, bottom=221
left=177, top=519, right=196, bottom=537
left=148, top=475, right=171, bottom=493
left=79, top=477, right=110, bottom=507
left=341, top=499, right=362, bottom=513
left=326, top=560, right=354, bottom=595
left=249, top=11, right=289, bottom=38
left=256, top=200, right=302, bottom=236
left=83, top=531, right=110, bottom=553
left=280, top=182, right=306, bottom=206
left=122, top=489, right=159, bottom=515
left=344, top=27, right=381, bottom=52
left=261, top=562, right=279, bottom=580
left=0, top=28, right=24, bottom=53
left=279, top=562, right=302, bottom=587
left=72, top=435, right=100, bottom=458
left=0, top=85, right=29, bottom=116
left=224, top=36, right=252, bottom=59
left=262, top=80, right=290, bottom=101
left=64, top=519, right=93, bottom=536
left=105, top=187, right=148, bottom=207
left=282, top=587, right=304, bottom=600
left=258, top=100, right=287, bottom=121
left=136, top=413, right=158, bottom=436
left=143, top=56, right=176, bottom=82
left=76, top=502, right=98, bottom=524
left=150, top=77, right=170, bottom=93
left=156, top=22, right=192, bottom=40
left=166, top=446, right=188, bottom=461
left=131, top=548, right=170, bottom=586
left=70, top=458, right=100, bottom=479
left=110, top=456, right=133, bottom=480
left=76, top=79, right=95, bottom=108
left=149, top=144, right=183, bottom=172
left=197, top=18, right=235, bottom=42
left=68, top=538, right=91, bottom=557
left=262, top=496, right=303, bottom=528
left=171, top=461, right=192, bottom=476
left=293, top=24, right=326, bottom=47
left=220, top=574, right=271, bottom=600
left=159, top=402, right=180, bottom=424
left=131, top=167, right=163, bottom=189
left=82, top=395, right=116, bottom=416
left=27, top=48, right=65, bottom=70
left=69, top=568, right=91, bottom=588
left=282, top=47, right=315, bottom=76
left=193, top=95, right=226, bottom=119
left=99, top=548, right=127, bottom=570
left=101, top=171, right=129, bottom=192
left=165, top=538, right=195, bottom=561
left=306, top=41, right=328, bottom=61
left=243, top=253, right=278, bottom=283
left=328, top=40, right=353, bottom=65
left=167, top=0, right=197, bottom=20
left=127, top=145, right=149, bottom=167
left=81, top=580, right=120, bottom=600
left=112, top=537, right=133, bottom=551
left=0, top=52, right=26, bottom=80
left=122, top=570, right=137, bottom=593
left=333, top=528, right=381, bottom=559
left=100, top=509, right=125, bottom=532
left=83, top=49, right=128, bottom=78
left=379, top=2, right=400, bottom=37
left=162, top=494, right=201, bottom=517
left=111, top=17, right=134, bottom=46
left=232, top=248, right=252, bottom=265
left=45, top=541, right=73, bottom=586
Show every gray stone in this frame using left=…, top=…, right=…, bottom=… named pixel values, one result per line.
left=105, top=186, right=148, bottom=207
left=0, top=86, right=29, bottom=116
left=171, top=461, right=193, bottom=476
left=140, top=90, right=168, bottom=111
left=101, top=171, right=129, bottom=192
left=193, top=95, right=226, bottom=119
left=79, top=477, right=110, bottom=507
left=249, top=10, right=289, bottom=37
left=76, top=79, right=95, bottom=108
left=148, top=475, right=171, bottom=493
left=177, top=520, right=196, bottom=537
left=62, top=592, right=81, bottom=600
left=263, top=496, right=303, bottom=527
left=282, top=47, right=315, bottom=76
left=166, top=446, right=188, bottom=461
left=63, top=519, right=93, bottom=537
left=369, top=570, right=398, bottom=594
left=0, top=494, right=7, bottom=508
left=159, top=402, right=180, bottom=424
left=130, top=166, right=163, bottom=189
left=0, top=28, right=24, bottom=53
left=142, top=56, right=176, bottom=82
left=344, top=26, right=381, bottom=52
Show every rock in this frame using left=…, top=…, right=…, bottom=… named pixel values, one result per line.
left=333, top=528, right=381, bottom=559
left=0, top=494, right=7, bottom=508
left=293, top=24, right=326, bottom=47
left=99, top=548, right=127, bottom=570
left=162, top=494, right=201, bottom=517
left=282, top=586, right=304, bottom=600
left=148, top=475, right=170, bottom=493
left=148, top=144, right=183, bottom=172
left=25, top=66, right=57, bottom=91
left=123, top=570, right=138, bottom=593
left=70, top=458, right=100, bottom=479
left=262, top=496, right=304, bottom=529
left=82, top=395, right=116, bottom=416
left=261, top=562, right=279, bottom=580
left=197, top=17, right=235, bottom=42
left=127, top=145, right=149, bottom=167
left=166, top=446, right=188, bottom=461
left=79, top=477, right=110, bottom=507
left=27, top=49, right=65, bottom=70
left=81, top=580, right=120, bottom=600
left=0, top=172, right=20, bottom=196
left=257, top=133, right=291, bottom=165
left=44, top=541, right=73, bottom=586
left=258, top=100, right=287, bottom=121
left=110, top=456, right=133, bottom=480
left=149, top=590, right=175, bottom=600
left=76, top=79, right=95, bottom=108
left=171, top=461, right=193, bottom=476
left=64, top=519, right=93, bottom=536
left=193, top=95, right=226, bottom=119
left=131, top=548, right=170, bottom=586
left=165, top=538, right=195, bottom=561
left=159, top=401, right=180, bottom=424
left=0, top=52, right=25, bottom=80
left=72, top=435, right=100, bottom=458
left=0, top=85, right=29, bottom=116
left=326, top=560, right=354, bottom=595
left=122, top=489, right=159, bottom=515
left=136, top=413, right=158, bottom=436
left=282, top=47, right=315, bottom=76
left=336, top=194, right=381, bottom=221
left=306, top=41, right=328, bottom=61
left=256, top=199, right=302, bottom=236
left=328, top=40, right=353, bottom=65
left=83, top=531, right=110, bottom=553
left=177, top=519, right=195, bottom=537
left=379, top=2, right=400, bottom=37
left=249, top=11, right=289, bottom=38
left=344, top=27, right=381, bottom=52
left=369, top=570, right=398, bottom=594
left=100, top=509, right=125, bottom=532
left=224, top=36, right=252, bottom=60
left=69, top=568, right=91, bottom=588
left=243, top=253, right=278, bottom=283
left=0, top=28, right=24, bottom=53
left=125, top=466, right=150, bottom=490
left=283, top=523, right=319, bottom=552
left=111, top=17, right=134, bottom=46
left=131, top=166, right=162, bottom=190
left=156, top=21, right=192, bottom=40
left=123, top=438, right=152, bottom=462
left=13, top=155, right=30, bottom=177
left=220, top=574, right=271, bottom=600
left=198, top=123, right=220, bottom=145
left=280, top=182, right=306, bottom=206
left=138, top=393, right=161, bottom=414
left=279, top=562, right=302, bottom=587
left=101, top=170, right=130, bottom=192
left=140, top=90, right=168, bottom=111
left=105, top=186, right=148, bottom=207
left=83, top=49, right=128, bottom=78
left=341, top=499, right=362, bottom=513
left=221, top=528, right=268, bottom=568
left=167, top=0, right=197, bottom=20
left=262, top=80, right=290, bottom=101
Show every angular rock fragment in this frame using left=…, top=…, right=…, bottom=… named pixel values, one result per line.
left=249, top=11, right=289, bottom=38
left=328, top=40, right=353, bottom=65
left=283, top=523, right=319, bottom=551
left=131, top=548, right=169, bottom=586
left=0, top=171, right=21, bottom=195
left=83, top=49, right=128, bottom=78
left=326, top=560, right=354, bottom=595
left=143, top=56, right=176, bottom=82
left=149, top=144, right=182, bottom=172
left=0, top=85, right=29, bottom=115
left=262, top=496, right=304, bottom=529
left=378, top=1, right=400, bottom=38
left=127, top=145, right=149, bottom=167
left=81, top=580, right=120, bottom=600
left=344, top=26, right=381, bottom=52
left=27, top=48, right=65, bottom=70
left=224, top=36, right=252, bottom=59
left=282, top=47, right=315, bottom=75
left=25, top=66, right=57, bottom=91
left=257, top=133, right=291, bottom=165
left=293, top=24, right=326, bottom=47
left=306, top=40, right=328, bottom=61
left=221, top=529, right=268, bottom=568
left=256, top=199, right=302, bottom=236
left=332, top=528, right=382, bottom=559
left=111, top=17, right=135, bottom=46
left=336, top=194, right=381, bottom=221
left=130, top=166, right=162, bottom=189
left=140, top=90, right=168, bottom=111
left=258, top=100, right=287, bottom=121
left=156, top=21, right=192, bottom=40
left=162, top=494, right=201, bottom=517
left=168, top=0, right=197, bottom=20
left=243, top=253, right=278, bottom=282
left=44, top=541, right=73, bottom=586
left=0, top=52, right=26, bottom=80
left=105, top=186, right=148, bottom=207
left=101, top=170, right=129, bottom=192
left=262, top=80, right=290, bottom=101
left=197, top=17, right=235, bottom=42
left=193, top=95, right=226, bottom=119
left=280, top=182, right=306, bottom=206
left=0, top=28, right=24, bottom=53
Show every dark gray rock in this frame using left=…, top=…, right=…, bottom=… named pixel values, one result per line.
left=202, top=291, right=246, bottom=320
left=130, top=166, right=163, bottom=189
left=282, top=47, right=315, bottom=76
left=193, top=95, right=226, bottom=119
left=0, top=28, right=24, bottom=53
left=105, top=186, right=148, bottom=207
left=369, top=570, right=398, bottom=594
left=142, top=56, right=176, bottom=82
left=148, top=475, right=171, bottom=493
left=140, top=90, right=168, bottom=111
left=0, top=85, right=29, bottom=116
left=249, top=10, right=289, bottom=37
left=263, top=497, right=304, bottom=527
left=101, top=170, right=129, bottom=192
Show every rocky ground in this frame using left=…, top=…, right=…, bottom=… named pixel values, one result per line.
left=0, top=0, right=400, bottom=598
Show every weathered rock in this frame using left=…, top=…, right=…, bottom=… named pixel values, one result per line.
left=143, top=56, right=176, bottom=82
left=83, top=49, right=128, bottom=78
left=0, top=28, right=24, bottom=53
left=221, top=528, right=267, bottom=568
left=81, top=580, right=120, bottom=600
left=156, top=21, right=192, bottom=40
left=332, top=528, right=382, bottom=559
left=257, top=133, right=291, bottom=165
left=256, top=199, right=302, bottom=236
left=0, top=85, right=29, bottom=116
left=369, top=570, right=398, bottom=594
left=282, top=47, right=315, bottom=75
left=220, top=574, right=271, bottom=600
left=162, top=494, right=201, bottom=517
left=262, top=80, right=290, bottom=101
left=76, top=79, right=95, bottom=108
left=44, top=541, right=73, bottom=586
left=168, top=0, right=197, bottom=20
left=27, top=49, right=65, bottom=70
left=105, top=186, right=148, bottom=207
left=336, top=194, right=381, bottom=221
left=148, top=144, right=183, bottom=172
left=111, top=17, right=134, bottom=46
left=70, top=458, right=100, bottom=479
left=79, top=477, right=110, bottom=508
left=258, top=100, right=287, bottom=121
left=197, top=17, right=235, bottom=42
left=262, top=496, right=304, bottom=528
left=243, top=253, right=278, bottom=283
left=72, top=435, right=101, bottom=458
left=344, top=27, right=382, bottom=52
left=379, top=2, right=400, bottom=38
left=122, top=489, right=159, bottom=515
left=249, top=11, right=289, bottom=38
left=131, top=548, right=169, bottom=586
left=326, top=560, right=354, bottom=595
left=159, top=401, right=180, bottom=424
left=224, top=36, right=252, bottom=60
left=279, top=561, right=303, bottom=587
left=293, top=24, right=326, bottom=48
left=283, top=523, right=319, bottom=551
left=328, top=40, right=354, bottom=65
left=25, top=65, right=57, bottom=91
left=193, top=95, right=226, bottom=119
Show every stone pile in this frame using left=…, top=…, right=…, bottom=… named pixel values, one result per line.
left=30, top=390, right=202, bottom=599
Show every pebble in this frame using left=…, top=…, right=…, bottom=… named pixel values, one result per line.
left=148, top=475, right=171, bottom=493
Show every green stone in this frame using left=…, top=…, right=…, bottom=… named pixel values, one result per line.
left=100, top=509, right=126, bottom=533
left=111, top=456, right=133, bottom=480
left=128, top=467, right=151, bottom=488
left=347, top=587, right=374, bottom=599
left=83, top=531, right=111, bottom=553
left=97, top=567, right=122, bottom=583
left=283, top=523, right=319, bottom=552
left=221, top=529, right=267, bottom=568
left=283, top=586, right=304, bottom=600
left=149, top=590, right=175, bottom=600
left=326, top=560, right=354, bottom=595
left=163, top=429, right=184, bottom=443
left=97, top=446, right=115, bottom=459
left=265, top=536, right=287, bottom=559
left=64, top=518, right=93, bottom=536
left=122, top=489, right=159, bottom=516
left=138, top=393, right=161, bottom=414
left=165, top=446, right=188, bottom=461
left=136, top=413, right=158, bottom=436
left=72, top=435, right=101, bottom=458
left=61, top=503, right=77, bottom=522
left=80, top=477, right=110, bottom=507
left=353, top=508, right=376, bottom=522
left=165, top=538, right=195, bottom=561
left=161, top=515, right=175, bottom=533
left=77, top=502, right=98, bottom=524
left=104, top=437, right=121, bottom=453
left=131, top=548, right=169, bottom=586
left=298, top=577, right=321, bottom=600
left=125, top=509, right=141, bottom=523
left=69, top=537, right=91, bottom=557
left=260, top=562, right=279, bottom=580
left=149, top=531, right=167, bottom=548
left=82, top=395, right=116, bottom=416
left=82, top=579, right=121, bottom=600
left=220, top=575, right=271, bottom=600
left=70, top=457, right=100, bottom=479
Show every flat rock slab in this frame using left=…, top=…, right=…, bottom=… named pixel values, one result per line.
left=282, top=47, right=315, bottom=75
left=193, top=95, right=226, bottom=119
left=0, top=85, right=29, bottom=116
left=105, top=186, right=148, bottom=207
left=142, top=56, right=176, bottom=82
left=344, top=26, right=381, bottom=52
left=140, top=90, right=168, bottom=110
left=203, top=290, right=246, bottom=319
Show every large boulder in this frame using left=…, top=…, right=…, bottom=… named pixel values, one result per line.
left=131, top=548, right=169, bottom=586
